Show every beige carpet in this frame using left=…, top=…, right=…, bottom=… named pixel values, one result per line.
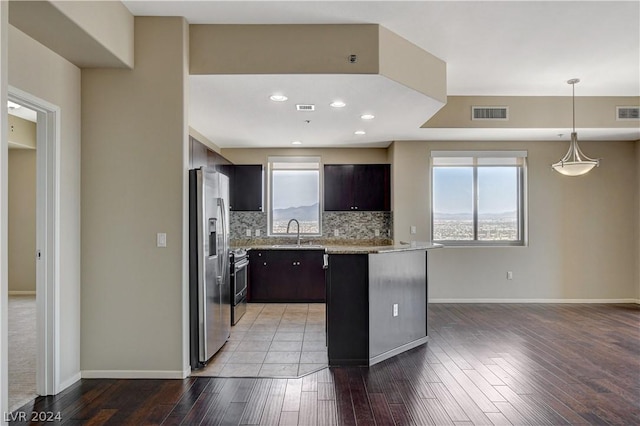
left=8, top=294, right=37, bottom=412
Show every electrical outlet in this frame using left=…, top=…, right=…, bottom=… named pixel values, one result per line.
left=334, top=229, right=339, bottom=237
left=507, top=271, right=513, bottom=280
left=393, top=303, right=399, bottom=317
left=410, top=226, right=417, bottom=235
left=156, top=233, right=167, bottom=248
left=255, top=229, right=261, bottom=237
left=245, top=229, right=252, bottom=237
left=374, top=229, right=380, bottom=237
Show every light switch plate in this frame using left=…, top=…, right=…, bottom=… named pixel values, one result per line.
left=410, top=226, right=417, bottom=235
left=374, top=229, right=380, bottom=237
left=334, top=229, right=339, bottom=237
left=157, top=233, right=167, bottom=248
left=255, top=229, right=261, bottom=237
left=393, top=303, right=399, bottom=317
left=245, top=229, right=252, bottom=237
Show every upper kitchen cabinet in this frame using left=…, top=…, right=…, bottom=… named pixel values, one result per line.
left=324, top=164, right=391, bottom=211
left=229, top=165, right=263, bottom=211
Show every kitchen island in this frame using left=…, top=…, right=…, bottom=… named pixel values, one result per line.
left=243, top=242, right=441, bottom=366
left=326, top=243, right=441, bottom=366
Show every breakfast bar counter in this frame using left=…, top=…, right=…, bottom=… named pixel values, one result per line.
left=326, top=244, right=441, bottom=366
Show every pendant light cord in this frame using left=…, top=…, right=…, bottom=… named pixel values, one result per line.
left=572, top=81, right=576, bottom=132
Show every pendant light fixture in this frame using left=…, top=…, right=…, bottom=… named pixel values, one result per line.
left=552, top=78, right=599, bottom=176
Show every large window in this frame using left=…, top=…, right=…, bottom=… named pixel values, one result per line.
left=431, top=151, right=527, bottom=246
left=268, top=156, right=321, bottom=236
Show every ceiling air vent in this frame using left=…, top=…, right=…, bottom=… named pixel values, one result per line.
left=472, top=106, right=509, bottom=121
left=296, top=104, right=315, bottom=111
left=617, top=106, right=639, bottom=120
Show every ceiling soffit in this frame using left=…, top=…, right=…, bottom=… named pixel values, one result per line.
left=189, top=24, right=446, bottom=104
left=424, top=96, right=640, bottom=132
left=189, top=24, right=446, bottom=147
left=9, top=0, right=134, bottom=68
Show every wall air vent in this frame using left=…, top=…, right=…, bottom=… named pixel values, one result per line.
left=472, top=106, right=509, bottom=121
left=296, top=104, right=315, bottom=111
left=617, top=106, right=639, bottom=120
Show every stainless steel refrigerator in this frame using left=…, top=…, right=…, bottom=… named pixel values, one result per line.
left=189, top=167, right=230, bottom=368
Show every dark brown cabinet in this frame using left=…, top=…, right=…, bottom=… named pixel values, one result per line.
left=229, top=165, right=263, bottom=211
left=248, top=249, right=325, bottom=302
left=324, top=164, right=390, bottom=211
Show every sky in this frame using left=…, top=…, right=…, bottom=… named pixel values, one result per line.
left=271, top=167, right=517, bottom=214
left=272, top=170, right=319, bottom=210
left=433, top=167, right=518, bottom=215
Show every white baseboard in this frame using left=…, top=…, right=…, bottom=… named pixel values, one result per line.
left=58, top=372, right=81, bottom=393
left=81, top=370, right=187, bottom=379
left=8, top=290, right=36, bottom=296
left=430, top=298, right=640, bottom=304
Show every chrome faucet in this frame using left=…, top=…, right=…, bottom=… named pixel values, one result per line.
left=286, top=218, right=301, bottom=246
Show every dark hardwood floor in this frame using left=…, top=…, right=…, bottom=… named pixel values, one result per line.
left=10, top=303, right=640, bottom=425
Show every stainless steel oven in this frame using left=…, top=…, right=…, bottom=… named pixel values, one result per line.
left=230, top=249, right=248, bottom=325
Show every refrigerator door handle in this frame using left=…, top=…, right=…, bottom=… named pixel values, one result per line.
left=217, top=197, right=228, bottom=285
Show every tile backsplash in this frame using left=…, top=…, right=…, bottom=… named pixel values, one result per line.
left=230, top=211, right=392, bottom=245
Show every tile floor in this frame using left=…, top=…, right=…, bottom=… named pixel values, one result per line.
left=191, top=303, right=327, bottom=378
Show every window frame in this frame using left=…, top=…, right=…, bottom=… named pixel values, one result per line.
left=430, top=151, right=527, bottom=247
left=267, top=156, right=322, bottom=237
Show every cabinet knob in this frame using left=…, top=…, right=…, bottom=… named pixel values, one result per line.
left=264, top=262, right=267, bottom=266
left=350, top=206, right=354, bottom=210
left=354, top=206, right=358, bottom=210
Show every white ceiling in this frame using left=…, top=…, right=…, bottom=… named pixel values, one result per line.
left=124, top=1, right=640, bottom=147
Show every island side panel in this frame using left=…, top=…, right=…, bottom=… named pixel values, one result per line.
left=368, top=250, right=427, bottom=364
left=327, top=254, right=369, bottom=365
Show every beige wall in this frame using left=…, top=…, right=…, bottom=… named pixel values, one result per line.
left=8, top=115, right=36, bottom=149
left=221, top=147, right=389, bottom=165
left=391, top=140, right=638, bottom=301
left=8, top=24, right=82, bottom=386
left=81, top=17, right=188, bottom=376
left=8, top=148, right=36, bottom=293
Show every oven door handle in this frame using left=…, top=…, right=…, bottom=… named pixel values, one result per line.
left=234, top=258, right=249, bottom=271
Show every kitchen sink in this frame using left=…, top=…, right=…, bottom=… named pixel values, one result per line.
left=271, top=244, right=324, bottom=248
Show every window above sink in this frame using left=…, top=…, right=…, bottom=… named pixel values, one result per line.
left=268, top=156, right=322, bottom=237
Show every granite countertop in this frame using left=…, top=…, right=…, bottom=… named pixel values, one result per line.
left=325, top=242, right=442, bottom=254
left=240, top=241, right=442, bottom=254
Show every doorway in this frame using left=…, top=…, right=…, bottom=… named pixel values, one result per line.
left=3, top=87, right=60, bottom=409
left=7, top=101, right=37, bottom=411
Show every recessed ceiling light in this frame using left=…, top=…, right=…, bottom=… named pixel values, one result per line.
left=361, top=114, right=375, bottom=120
left=291, top=141, right=302, bottom=145
left=270, top=94, right=288, bottom=102
left=330, top=101, right=346, bottom=108
left=354, top=130, right=366, bottom=135
left=7, top=100, right=21, bottom=109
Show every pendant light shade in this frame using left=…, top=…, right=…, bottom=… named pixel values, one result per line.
left=552, top=79, right=599, bottom=176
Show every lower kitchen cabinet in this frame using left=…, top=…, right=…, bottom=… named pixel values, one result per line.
left=248, top=249, right=326, bottom=302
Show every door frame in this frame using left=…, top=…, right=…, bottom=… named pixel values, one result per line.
left=7, top=86, right=60, bottom=397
